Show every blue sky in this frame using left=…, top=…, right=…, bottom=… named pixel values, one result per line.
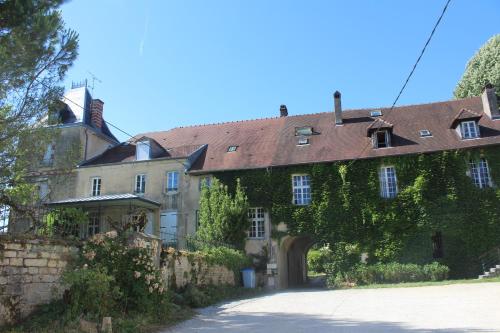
left=61, top=0, right=499, bottom=142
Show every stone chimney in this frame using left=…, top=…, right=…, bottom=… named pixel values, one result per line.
left=481, top=83, right=499, bottom=119
left=90, top=99, right=104, bottom=129
left=334, top=91, right=343, bottom=125
left=280, top=105, right=288, bottom=117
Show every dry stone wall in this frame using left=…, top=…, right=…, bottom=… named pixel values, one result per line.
left=162, top=250, right=235, bottom=289
left=0, top=237, right=79, bottom=326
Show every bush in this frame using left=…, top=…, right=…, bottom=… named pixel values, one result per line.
left=201, top=246, right=252, bottom=274
left=323, top=242, right=360, bottom=278
left=327, top=262, right=450, bottom=288
left=307, top=245, right=332, bottom=274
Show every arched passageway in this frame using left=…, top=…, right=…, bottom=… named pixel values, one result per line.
left=278, top=235, right=315, bottom=288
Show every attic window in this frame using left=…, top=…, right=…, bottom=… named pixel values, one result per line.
left=372, top=130, right=391, bottom=149
left=419, top=130, right=432, bottom=137
left=297, top=137, right=309, bottom=146
left=227, top=145, right=238, bottom=152
left=136, top=141, right=150, bottom=161
left=295, top=127, right=313, bottom=136
left=370, top=110, right=382, bottom=117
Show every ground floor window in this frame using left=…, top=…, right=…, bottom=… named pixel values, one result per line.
left=87, top=213, right=100, bottom=237
left=248, top=207, right=265, bottom=239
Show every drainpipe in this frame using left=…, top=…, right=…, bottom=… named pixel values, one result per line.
left=84, top=127, right=89, bottom=161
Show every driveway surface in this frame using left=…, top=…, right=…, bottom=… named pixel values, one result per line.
left=164, top=282, right=500, bottom=333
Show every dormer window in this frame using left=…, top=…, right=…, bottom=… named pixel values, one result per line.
left=460, top=121, right=479, bottom=139
left=372, top=130, right=391, bottom=148
left=227, top=146, right=238, bottom=152
left=295, top=127, right=313, bottom=136
left=136, top=140, right=150, bottom=160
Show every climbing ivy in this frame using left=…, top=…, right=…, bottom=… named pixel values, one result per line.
left=215, top=147, right=500, bottom=278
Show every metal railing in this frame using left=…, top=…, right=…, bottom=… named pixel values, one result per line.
left=479, top=245, right=500, bottom=273
left=160, top=232, right=236, bottom=251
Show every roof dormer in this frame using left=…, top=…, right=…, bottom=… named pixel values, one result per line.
left=451, top=109, right=482, bottom=140
left=367, top=118, right=394, bottom=149
left=134, top=137, right=167, bottom=161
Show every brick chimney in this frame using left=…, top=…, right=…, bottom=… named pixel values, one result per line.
left=90, top=99, right=104, bottom=129
left=334, top=91, right=343, bottom=125
left=280, top=105, right=288, bottom=117
left=482, top=83, right=499, bottom=119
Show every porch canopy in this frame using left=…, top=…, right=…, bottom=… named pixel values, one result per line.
left=47, top=193, right=161, bottom=209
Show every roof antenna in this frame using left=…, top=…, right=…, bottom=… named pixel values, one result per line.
left=87, top=71, right=102, bottom=94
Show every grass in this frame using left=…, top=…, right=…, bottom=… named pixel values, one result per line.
left=350, top=276, right=500, bottom=290
left=308, top=271, right=327, bottom=278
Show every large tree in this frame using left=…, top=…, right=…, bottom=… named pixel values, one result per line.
left=454, top=34, right=500, bottom=99
left=0, top=0, right=78, bottom=229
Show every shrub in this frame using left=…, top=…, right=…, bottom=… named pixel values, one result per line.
left=323, top=242, right=360, bottom=278
left=201, top=246, right=252, bottom=274
left=327, top=262, right=450, bottom=288
left=307, top=245, right=332, bottom=274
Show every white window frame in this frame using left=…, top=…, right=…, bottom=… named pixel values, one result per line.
left=91, top=177, right=101, bottom=196
left=198, top=176, right=212, bottom=191
left=136, top=140, right=150, bottom=161
left=379, top=166, right=398, bottom=198
left=166, top=171, right=179, bottom=192
left=248, top=207, right=265, bottom=239
left=38, top=181, right=49, bottom=201
left=460, top=121, right=479, bottom=139
left=469, top=158, right=492, bottom=189
left=0, top=205, right=9, bottom=234
left=292, top=174, right=311, bottom=205
left=135, top=174, right=146, bottom=194
left=372, top=130, right=391, bottom=149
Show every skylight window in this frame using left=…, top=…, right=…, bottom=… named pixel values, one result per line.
left=371, top=110, right=382, bottom=117
left=419, top=130, right=432, bottom=137
left=295, top=127, right=313, bottom=136
left=227, top=146, right=238, bottom=152
left=297, top=138, right=309, bottom=146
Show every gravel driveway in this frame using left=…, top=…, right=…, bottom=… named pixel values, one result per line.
left=163, top=282, right=500, bottom=333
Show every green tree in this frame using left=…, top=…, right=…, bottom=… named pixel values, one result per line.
left=197, top=178, right=250, bottom=249
left=0, top=0, right=78, bottom=226
left=454, top=34, right=500, bottom=99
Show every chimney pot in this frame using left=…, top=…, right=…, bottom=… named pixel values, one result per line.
left=334, top=91, right=343, bottom=125
left=91, top=99, right=104, bottom=129
left=481, top=84, right=499, bottom=120
left=280, top=104, right=288, bottom=117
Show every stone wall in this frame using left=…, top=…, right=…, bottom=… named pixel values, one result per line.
left=162, top=250, right=235, bottom=289
left=0, top=237, right=79, bottom=326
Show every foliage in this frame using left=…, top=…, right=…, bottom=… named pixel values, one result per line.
left=215, top=147, right=500, bottom=278
left=307, top=245, right=333, bottom=274
left=200, top=246, right=252, bottom=275
left=63, top=233, right=170, bottom=321
left=327, top=262, right=450, bottom=288
left=38, top=207, right=88, bottom=237
left=0, top=0, right=79, bottom=219
left=454, top=34, right=500, bottom=98
left=197, top=178, right=250, bottom=249
left=175, top=284, right=262, bottom=308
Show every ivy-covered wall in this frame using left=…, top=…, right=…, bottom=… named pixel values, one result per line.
left=215, top=146, right=500, bottom=278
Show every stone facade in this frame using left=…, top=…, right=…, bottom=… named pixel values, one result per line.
left=0, top=237, right=79, bottom=326
left=162, top=250, right=235, bottom=289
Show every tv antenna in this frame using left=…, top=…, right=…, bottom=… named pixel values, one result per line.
left=87, top=71, right=102, bottom=94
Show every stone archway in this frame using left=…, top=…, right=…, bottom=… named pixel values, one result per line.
left=277, top=235, right=315, bottom=288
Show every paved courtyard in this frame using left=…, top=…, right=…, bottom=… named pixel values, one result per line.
left=164, top=282, right=500, bottom=333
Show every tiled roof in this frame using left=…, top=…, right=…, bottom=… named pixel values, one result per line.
left=134, top=96, right=500, bottom=173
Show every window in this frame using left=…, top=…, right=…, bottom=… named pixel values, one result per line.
left=460, top=121, right=479, bottom=139
left=297, top=137, right=309, bottom=146
left=432, top=231, right=443, bottom=259
left=91, top=177, right=101, bottom=196
left=295, top=127, right=313, bottom=136
left=38, top=181, right=49, bottom=201
left=195, top=210, right=200, bottom=230
left=0, top=205, right=9, bottom=234
left=419, top=130, right=432, bottom=137
left=227, top=146, right=238, bottom=152
left=372, top=130, right=390, bottom=148
left=135, top=174, right=146, bottom=194
left=469, top=158, right=492, bottom=189
left=87, top=213, right=100, bottom=237
left=42, top=144, right=54, bottom=165
left=292, top=175, right=311, bottom=205
left=370, top=110, right=382, bottom=117
left=248, top=207, right=265, bottom=239
left=166, top=171, right=179, bottom=192
left=136, top=141, right=150, bottom=161
left=198, top=176, right=212, bottom=191
left=379, top=166, right=398, bottom=198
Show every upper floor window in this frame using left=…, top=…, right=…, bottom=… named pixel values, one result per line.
left=292, top=175, right=311, bottom=205
left=91, top=177, right=101, bottom=196
left=135, top=174, right=146, bottom=194
left=227, top=145, right=238, bottom=152
left=38, top=181, right=49, bottom=201
left=248, top=207, right=265, bottom=239
left=379, top=166, right=398, bottom=198
left=199, top=176, right=212, bottom=191
left=136, top=141, right=150, bottom=161
left=460, top=121, right=479, bottom=139
left=166, top=171, right=179, bottom=192
left=469, top=158, right=492, bottom=188
left=372, top=130, right=391, bottom=149
left=42, top=143, right=54, bottom=166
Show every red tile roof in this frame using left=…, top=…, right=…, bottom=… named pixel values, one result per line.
left=89, top=96, right=500, bottom=172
